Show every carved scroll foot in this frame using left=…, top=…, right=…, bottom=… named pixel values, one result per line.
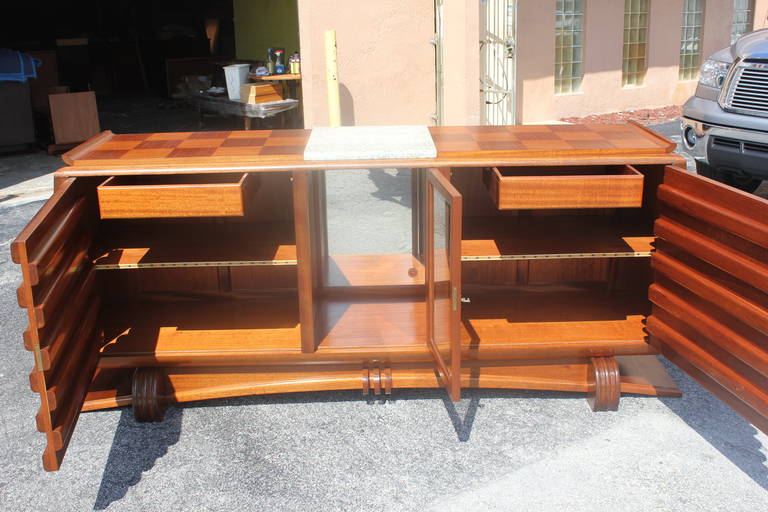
left=362, top=360, right=392, bottom=397
left=587, top=356, right=621, bottom=412
left=132, top=367, right=167, bottom=422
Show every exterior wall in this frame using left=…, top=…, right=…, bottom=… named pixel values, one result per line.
left=442, top=1, right=481, bottom=126
left=519, top=0, right=738, bottom=123
left=233, top=0, right=300, bottom=61
left=755, top=0, right=768, bottom=28
left=297, top=0, right=436, bottom=127
left=515, top=0, right=557, bottom=123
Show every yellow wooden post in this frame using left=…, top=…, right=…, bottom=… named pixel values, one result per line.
left=324, top=29, right=341, bottom=127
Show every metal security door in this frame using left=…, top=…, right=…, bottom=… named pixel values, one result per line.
left=480, top=0, right=517, bottom=125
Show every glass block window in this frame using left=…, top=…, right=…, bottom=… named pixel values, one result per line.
left=555, top=0, right=584, bottom=94
left=623, top=0, right=650, bottom=87
left=679, top=0, right=705, bottom=81
left=731, top=0, right=754, bottom=44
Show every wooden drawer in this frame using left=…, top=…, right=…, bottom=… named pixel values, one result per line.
left=97, top=173, right=259, bottom=219
left=485, top=164, right=644, bottom=210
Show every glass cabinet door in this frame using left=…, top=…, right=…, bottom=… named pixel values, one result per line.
left=425, top=168, right=463, bottom=401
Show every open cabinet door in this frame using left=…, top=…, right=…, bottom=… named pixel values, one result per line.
left=11, top=177, right=101, bottom=470
left=425, top=168, right=462, bottom=401
left=647, top=166, right=768, bottom=434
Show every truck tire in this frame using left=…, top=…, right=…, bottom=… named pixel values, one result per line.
left=695, top=161, right=762, bottom=193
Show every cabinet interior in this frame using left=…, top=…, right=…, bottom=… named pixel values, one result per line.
left=86, top=164, right=664, bottom=368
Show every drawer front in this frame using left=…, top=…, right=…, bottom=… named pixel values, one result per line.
left=97, top=173, right=259, bottom=219
left=486, top=164, right=644, bottom=210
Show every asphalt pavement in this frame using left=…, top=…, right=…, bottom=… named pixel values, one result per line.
left=0, top=120, right=766, bottom=511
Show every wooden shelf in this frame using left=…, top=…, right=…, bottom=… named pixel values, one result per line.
left=461, top=215, right=654, bottom=261
left=98, top=295, right=427, bottom=367
left=316, top=297, right=426, bottom=348
left=324, top=254, right=425, bottom=287
left=461, top=284, right=649, bottom=350
left=92, top=221, right=296, bottom=269
left=98, top=285, right=652, bottom=368
left=99, top=295, right=302, bottom=367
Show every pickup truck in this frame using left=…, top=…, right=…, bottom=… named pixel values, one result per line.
left=681, top=29, right=768, bottom=192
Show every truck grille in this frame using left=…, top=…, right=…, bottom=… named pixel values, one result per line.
left=723, top=65, right=768, bottom=115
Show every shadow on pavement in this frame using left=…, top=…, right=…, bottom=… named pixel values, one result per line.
left=442, top=394, right=481, bottom=442
left=93, top=407, right=183, bottom=510
left=660, top=363, right=768, bottom=491
left=367, top=168, right=413, bottom=208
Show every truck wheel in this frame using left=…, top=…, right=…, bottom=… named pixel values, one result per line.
left=695, top=161, right=762, bottom=193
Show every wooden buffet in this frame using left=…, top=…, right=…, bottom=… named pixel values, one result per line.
left=12, top=123, right=768, bottom=471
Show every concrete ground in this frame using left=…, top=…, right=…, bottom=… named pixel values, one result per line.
left=0, top=106, right=766, bottom=511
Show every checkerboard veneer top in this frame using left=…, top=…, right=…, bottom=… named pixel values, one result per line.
left=62, top=123, right=675, bottom=169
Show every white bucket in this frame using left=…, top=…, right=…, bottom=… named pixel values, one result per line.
left=223, top=64, right=250, bottom=100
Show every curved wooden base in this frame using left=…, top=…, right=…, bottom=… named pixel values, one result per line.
left=131, top=367, right=167, bottom=422
left=83, top=356, right=680, bottom=413
left=587, top=356, right=621, bottom=412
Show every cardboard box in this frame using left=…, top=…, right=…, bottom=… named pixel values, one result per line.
left=240, top=83, right=283, bottom=104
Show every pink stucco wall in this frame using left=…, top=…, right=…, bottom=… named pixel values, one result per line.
left=441, top=1, right=481, bottom=126
left=754, top=0, right=768, bottom=28
left=295, top=0, right=751, bottom=126
left=296, top=0, right=436, bottom=127
left=517, top=0, right=736, bottom=123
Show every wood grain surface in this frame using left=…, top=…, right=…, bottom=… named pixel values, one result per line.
left=97, top=173, right=258, bottom=219
left=647, top=166, right=768, bottom=435
left=59, top=123, right=681, bottom=172
left=92, top=221, right=296, bottom=268
left=486, top=164, right=643, bottom=209
left=82, top=355, right=679, bottom=412
left=461, top=214, right=654, bottom=260
left=11, top=178, right=101, bottom=471
left=48, top=91, right=100, bottom=145
left=13, top=124, right=707, bottom=472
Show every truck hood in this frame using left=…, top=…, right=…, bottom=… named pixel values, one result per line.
left=732, top=28, right=768, bottom=60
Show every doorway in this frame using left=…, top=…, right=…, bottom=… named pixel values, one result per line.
left=480, top=0, right=517, bottom=125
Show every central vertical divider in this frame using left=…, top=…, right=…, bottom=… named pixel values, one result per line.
left=293, top=170, right=318, bottom=353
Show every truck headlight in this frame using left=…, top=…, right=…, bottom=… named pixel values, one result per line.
left=698, top=59, right=731, bottom=89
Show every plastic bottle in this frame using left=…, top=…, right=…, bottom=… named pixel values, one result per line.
left=290, top=51, right=301, bottom=74
left=267, top=48, right=275, bottom=75
left=274, top=49, right=285, bottom=74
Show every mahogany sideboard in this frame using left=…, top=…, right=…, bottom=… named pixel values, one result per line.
left=12, top=123, right=768, bottom=471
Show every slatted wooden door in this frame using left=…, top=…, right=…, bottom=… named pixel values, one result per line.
left=647, top=166, right=768, bottom=434
left=11, top=177, right=101, bottom=470
left=425, top=168, right=462, bottom=401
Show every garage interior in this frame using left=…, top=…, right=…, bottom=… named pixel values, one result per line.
left=0, top=0, right=302, bottom=158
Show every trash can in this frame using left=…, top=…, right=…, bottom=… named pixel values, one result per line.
left=223, top=64, right=250, bottom=100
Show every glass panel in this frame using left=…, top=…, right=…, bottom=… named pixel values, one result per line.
left=321, top=168, right=424, bottom=288
left=432, top=186, right=451, bottom=347
left=731, top=0, right=755, bottom=43
left=679, top=0, right=705, bottom=81
left=623, top=0, right=649, bottom=87
left=554, top=0, right=584, bottom=94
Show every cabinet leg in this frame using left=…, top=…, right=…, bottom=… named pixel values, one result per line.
left=587, top=356, right=620, bottom=412
left=132, top=367, right=167, bottom=422
left=361, top=360, right=392, bottom=397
